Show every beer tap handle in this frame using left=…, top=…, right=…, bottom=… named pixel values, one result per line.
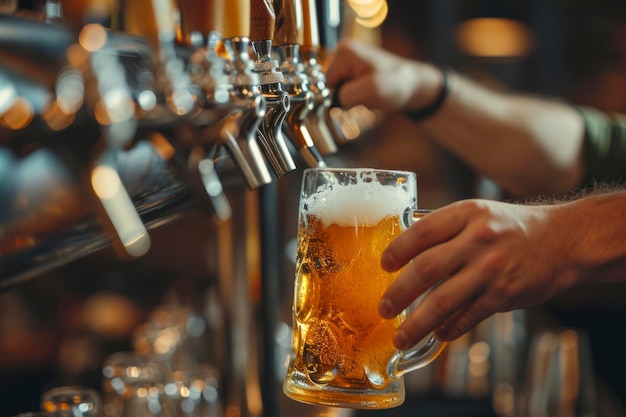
left=222, top=0, right=250, bottom=39
left=76, top=26, right=152, bottom=260
left=300, top=0, right=338, bottom=155
left=273, top=0, right=303, bottom=47
left=301, top=0, right=319, bottom=56
left=251, top=0, right=276, bottom=44
left=178, top=0, right=223, bottom=47
left=124, top=0, right=176, bottom=52
left=250, top=0, right=280, bottom=72
left=89, top=146, right=152, bottom=259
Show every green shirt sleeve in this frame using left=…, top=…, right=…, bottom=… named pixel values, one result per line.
left=576, top=106, right=626, bottom=188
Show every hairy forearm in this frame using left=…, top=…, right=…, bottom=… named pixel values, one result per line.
left=417, top=70, right=586, bottom=197
left=547, top=189, right=626, bottom=287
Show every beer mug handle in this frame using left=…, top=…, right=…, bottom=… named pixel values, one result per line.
left=393, top=209, right=447, bottom=376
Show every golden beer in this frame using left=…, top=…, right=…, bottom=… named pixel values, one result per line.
left=286, top=214, right=406, bottom=407
left=283, top=168, right=446, bottom=409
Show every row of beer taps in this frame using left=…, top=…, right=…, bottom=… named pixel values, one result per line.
left=139, top=0, right=339, bottom=178
left=0, top=0, right=352, bottom=275
left=84, top=0, right=341, bottom=260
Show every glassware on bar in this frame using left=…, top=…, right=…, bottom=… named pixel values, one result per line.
left=101, top=351, right=171, bottom=417
left=40, top=385, right=102, bottom=417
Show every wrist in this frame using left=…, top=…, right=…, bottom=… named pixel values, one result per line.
left=406, top=66, right=450, bottom=123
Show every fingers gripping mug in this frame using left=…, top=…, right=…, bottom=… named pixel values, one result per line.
left=283, top=168, right=446, bottom=409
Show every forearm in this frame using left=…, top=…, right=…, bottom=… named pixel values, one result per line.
left=416, top=69, right=586, bottom=197
left=551, top=189, right=626, bottom=287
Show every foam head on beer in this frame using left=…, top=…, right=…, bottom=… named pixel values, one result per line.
left=302, top=169, right=416, bottom=228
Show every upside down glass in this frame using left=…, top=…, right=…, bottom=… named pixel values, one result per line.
left=283, top=168, right=447, bottom=409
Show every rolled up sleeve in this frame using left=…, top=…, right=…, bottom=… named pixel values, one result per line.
left=577, top=106, right=626, bottom=187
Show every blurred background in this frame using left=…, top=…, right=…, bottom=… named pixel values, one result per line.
left=1, top=0, right=626, bottom=416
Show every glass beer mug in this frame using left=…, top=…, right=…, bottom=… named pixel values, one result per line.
left=283, top=168, right=447, bottom=409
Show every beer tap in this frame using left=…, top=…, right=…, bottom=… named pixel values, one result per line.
left=249, top=0, right=296, bottom=177
left=216, top=0, right=282, bottom=187
left=176, top=0, right=274, bottom=189
left=272, top=0, right=326, bottom=168
left=131, top=0, right=278, bottom=221
left=299, top=0, right=338, bottom=156
left=70, top=23, right=152, bottom=259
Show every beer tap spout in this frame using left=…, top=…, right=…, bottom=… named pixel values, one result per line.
left=213, top=36, right=273, bottom=188
left=255, top=84, right=294, bottom=177
left=275, top=45, right=326, bottom=168
left=300, top=0, right=338, bottom=156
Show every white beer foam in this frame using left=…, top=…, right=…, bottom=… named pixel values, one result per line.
left=304, top=169, right=415, bottom=227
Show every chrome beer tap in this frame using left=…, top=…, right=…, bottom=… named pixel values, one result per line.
left=249, top=0, right=296, bottom=177
left=68, top=23, right=152, bottom=259
left=187, top=34, right=274, bottom=190
left=119, top=0, right=266, bottom=227
left=217, top=34, right=273, bottom=188
left=299, top=0, right=338, bottom=156
left=272, top=0, right=326, bottom=168
left=177, top=0, right=274, bottom=188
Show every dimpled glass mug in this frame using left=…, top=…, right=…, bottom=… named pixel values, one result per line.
left=283, top=168, right=447, bottom=409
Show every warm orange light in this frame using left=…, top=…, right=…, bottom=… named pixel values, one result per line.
left=92, top=165, right=120, bottom=199
left=354, top=1, right=388, bottom=29
left=66, top=43, right=90, bottom=72
left=43, top=101, right=76, bottom=131
left=94, top=92, right=134, bottom=126
left=0, top=97, right=34, bottom=130
left=79, top=23, right=108, bottom=52
left=149, top=132, right=176, bottom=161
left=348, top=0, right=385, bottom=19
left=457, top=18, right=533, bottom=58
